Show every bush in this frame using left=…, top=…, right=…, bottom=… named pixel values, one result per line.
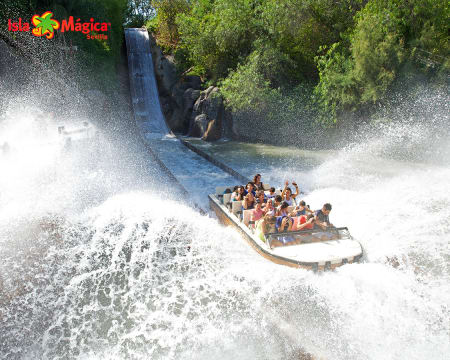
left=221, top=47, right=316, bottom=141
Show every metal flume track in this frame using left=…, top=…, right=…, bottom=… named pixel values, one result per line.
left=124, top=28, right=170, bottom=136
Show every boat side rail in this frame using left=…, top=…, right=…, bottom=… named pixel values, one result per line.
left=265, top=227, right=351, bottom=248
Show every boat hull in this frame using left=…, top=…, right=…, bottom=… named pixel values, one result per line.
left=209, top=195, right=363, bottom=271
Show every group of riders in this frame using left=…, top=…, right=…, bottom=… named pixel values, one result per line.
left=227, top=174, right=334, bottom=247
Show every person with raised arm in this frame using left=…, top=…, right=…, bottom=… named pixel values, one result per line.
left=282, top=180, right=299, bottom=206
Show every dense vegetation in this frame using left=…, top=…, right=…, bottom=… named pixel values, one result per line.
left=140, top=0, right=448, bottom=128
left=1, top=0, right=448, bottom=131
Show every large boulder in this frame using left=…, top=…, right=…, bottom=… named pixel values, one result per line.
left=182, top=88, right=199, bottom=120
left=183, top=75, right=202, bottom=90
left=190, top=114, right=208, bottom=137
left=147, top=32, right=232, bottom=139
left=165, top=86, right=202, bottom=133
left=188, top=87, right=225, bottom=141
left=202, top=119, right=222, bottom=141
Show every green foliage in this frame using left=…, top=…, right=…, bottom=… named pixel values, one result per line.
left=314, top=0, right=448, bottom=125
left=176, top=0, right=264, bottom=80
left=260, top=0, right=363, bottom=80
left=125, top=0, right=154, bottom=27
left=151, top=0, right=189, bottom=50
left=221, top=48, right=316, bottom=138
left=4, top=0, right=445, bottom=129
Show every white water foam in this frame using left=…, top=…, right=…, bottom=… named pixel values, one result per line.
left=1, top=107, right=449, bottom=359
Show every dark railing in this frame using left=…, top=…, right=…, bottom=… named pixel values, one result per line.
left=265, top=227, right=351, bottom=248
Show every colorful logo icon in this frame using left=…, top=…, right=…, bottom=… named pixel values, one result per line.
left=31, top=11, right=60, bottom=39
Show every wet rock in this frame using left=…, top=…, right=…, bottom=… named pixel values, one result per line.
left=149, top=35, right=177, bottom=97
left=190, top=114, right=208, bottom=137
left=191, top=90, right=201, bottom=100
left=184, top=75, right=202, bottom=90
left=188, top=87, right=225, bottom=141
left=182, top=88, right=197, bottom=120
left=202, top=119, right=222, bottom=141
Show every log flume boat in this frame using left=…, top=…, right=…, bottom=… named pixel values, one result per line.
left=209, top=186, right=363, bottom=271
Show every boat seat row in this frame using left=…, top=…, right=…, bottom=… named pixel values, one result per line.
left=241, top=206, right=295, bottom=226
left=215, top=184, right=275, bottom=196
left=216, top=186, right=283, bottom=208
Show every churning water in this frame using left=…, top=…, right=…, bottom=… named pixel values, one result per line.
left=1, top=104, right=449, bottom=360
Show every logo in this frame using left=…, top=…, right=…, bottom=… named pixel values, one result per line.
left=31, top=12, right=60, bottom=39
left=8, top=11, right=110, bottom=40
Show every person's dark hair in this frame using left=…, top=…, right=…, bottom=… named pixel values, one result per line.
left=275, top=195, right=282, bottom=202
left=253, top=174, right=261, bottom=183
left=299, top=200, right=306, bottom=206
left=324, top=203, right=332, bottom=211
left=270, top=187, right=275, bottom=192
left=281, top=201, right=289, bottom=209
left=233, top=185, right=239, bottom=192
left=247, top=181, right=254, bottom=188
left=224, top=188, right=232, bottom=194
left=286, top=187, right=292, bottom=194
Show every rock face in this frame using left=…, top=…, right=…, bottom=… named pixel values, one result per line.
left=148, top=32, right=233, bottom=139
left=187, top=86, right=227, bottom=141
left=148, top=34, right=203, bottom=133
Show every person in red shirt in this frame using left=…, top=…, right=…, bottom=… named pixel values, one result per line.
left=296, top=213, right=315, bottom=231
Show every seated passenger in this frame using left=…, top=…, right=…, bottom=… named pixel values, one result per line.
left=243, top=191, right=256, bottom=210
left=230, top=185, right=239, bottom=198
left=266, top=187, right=276, bottom=200
left=272, top=216, right=296, bottom=246
left=276, top=216, right=293, bottom=232
left=314, top=203, right=333, bottom=230
left=232, top=186, right=245, bottom=201
left=291, top=200, right=314, bottom=216
left=251, top=200, right=264, bottom=224
left=256, top=190, right=267, bottom=205
left=244, top=182, right=256, bottom=196
left=263, top=199, right=275, bottom=216
left=296, top=213, right=315, bottom=231
left=253, top=174, right=265, bottom=191
left=276, top=201, right=290, bottom=217
left=255, top=215, right=276, bottom=242
left=282, top=180, right=299, bottom=206
left=273, top=195, right=282, bottom=209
